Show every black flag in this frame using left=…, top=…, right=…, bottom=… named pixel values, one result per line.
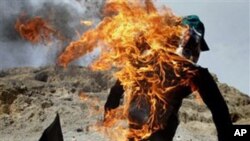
left=39, top=113, right=64, bottom=141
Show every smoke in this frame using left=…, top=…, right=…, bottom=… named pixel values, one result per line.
left=0, top=0, right=104, bottom=70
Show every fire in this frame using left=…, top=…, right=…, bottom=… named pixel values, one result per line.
left=15, top=16, right=59, bottom=44
left=81, top=20, right=93, bottom=26
left=59, top=0, right=198, bottom=140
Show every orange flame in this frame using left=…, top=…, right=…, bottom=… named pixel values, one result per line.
left=59, top=0, right=198, bottom=140
left=80, top=20, right=93, bottom=26
left=15, top=16, right=60, bottom=44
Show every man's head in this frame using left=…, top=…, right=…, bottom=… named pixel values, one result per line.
left=177, top=15, right=209, bottom=63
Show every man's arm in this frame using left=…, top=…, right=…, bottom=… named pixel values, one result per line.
left=104, top=80, right=124, bottom=112
left=191, top=67, right=233, bottom=141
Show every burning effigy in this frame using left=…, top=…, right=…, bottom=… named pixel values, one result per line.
left=58, top=0, right=199, bottom=140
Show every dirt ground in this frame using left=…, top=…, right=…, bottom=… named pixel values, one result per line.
left=0, top=66, right=249, bottom=141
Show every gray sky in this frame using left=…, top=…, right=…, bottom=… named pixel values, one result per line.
left=156, top=0, right=249, bottom=95
left=0, top=0, right=248, bottom=95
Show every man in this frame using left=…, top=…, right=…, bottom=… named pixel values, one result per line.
left=104, top=15, right=232, bottom=141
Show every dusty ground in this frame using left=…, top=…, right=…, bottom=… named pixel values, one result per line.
left=0, top=66, right=249, bottom=141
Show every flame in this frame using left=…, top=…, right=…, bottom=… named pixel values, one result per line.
left=81, top=20, right=93, bottom=26
left=15, top=16, right=61, bottom=44
left=59, top=0, right=198, bottom=140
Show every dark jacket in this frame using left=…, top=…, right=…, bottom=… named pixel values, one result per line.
left=104, top=67, right=232, bottom=141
